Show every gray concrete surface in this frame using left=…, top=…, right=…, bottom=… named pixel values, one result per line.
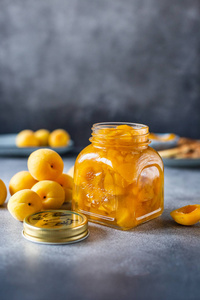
left=0, top=0, right=200, bottom=146
left=0, top=155, right=200, bottom=300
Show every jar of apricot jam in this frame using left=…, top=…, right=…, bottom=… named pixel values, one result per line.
left=72, top=123, right=164, bottom=230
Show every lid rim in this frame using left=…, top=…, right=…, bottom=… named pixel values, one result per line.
left=22, top=230, right=89, bottom=245
left=23, top=210, right=88, bottom=244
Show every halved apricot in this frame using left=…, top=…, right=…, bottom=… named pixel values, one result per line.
left=170, top=204, right=200, bottom=225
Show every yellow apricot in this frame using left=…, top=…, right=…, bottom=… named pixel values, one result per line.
left=34, top=129, right=50, bottom=146
left=170, top=205, right=200, bottom=225
left=55, top=173, right=73, bottom=203
left=31, top=180, right=65, bottom=209
left=0, top=179, right=7, bottom=205
left=7, top=189, right=42, bottom=221
left=9, top=171, right=38, bottom=196
left=28, top=148, right=64, bottom=181
left=48, top=129, right=70, bottom=147
left=16, top=130, right=40, bottom=147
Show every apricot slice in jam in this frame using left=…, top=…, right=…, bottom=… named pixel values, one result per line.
left=74, top=161, right=103, bottom=186
left=104, top=172, right=124, bottom=195
left=116, top=208, right=135, bottom=229
left=170, top=205, right=200, bottom=225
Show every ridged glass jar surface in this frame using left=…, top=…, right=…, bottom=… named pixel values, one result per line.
left=72, top=123, right=164, bottom=230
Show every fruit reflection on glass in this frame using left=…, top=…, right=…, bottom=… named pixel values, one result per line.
left=67, top=166, right=74, bottom=178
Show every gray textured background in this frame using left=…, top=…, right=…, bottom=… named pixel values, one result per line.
left=0, top=0, right=200, bottom=147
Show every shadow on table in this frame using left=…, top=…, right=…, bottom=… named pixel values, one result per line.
left=128, top=208, right=200, bottom=237
left=0, top=202, right=8, bottom=210
left=86, top=223, right=108, bottom=243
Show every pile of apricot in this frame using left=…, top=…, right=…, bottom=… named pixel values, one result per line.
left=7, top=149, right=73, bottom=221
left=16, top=129, right=70, bottom=148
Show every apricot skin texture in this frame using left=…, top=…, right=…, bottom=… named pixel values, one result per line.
left=0, top=179, right=7, bottom=205
left=27, top=149, right=64, bottom=181
left=55, top=173, right=73, bottom=203
left=16, top=130, right=40, bottom=147
left=170, top=205, right=200, bottom=225
left=7, top=189, right=42, bottom=222
left=48, top=129, right=70, bottom=147
left=31, top=180, right=65, bottom=209
left=9, top=171, right=38, bottom=196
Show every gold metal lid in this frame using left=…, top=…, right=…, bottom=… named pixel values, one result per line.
left=23, top=210, right=89, bottom=244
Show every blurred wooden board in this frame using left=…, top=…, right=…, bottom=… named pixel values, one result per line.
left=159, top=137, right=200, bottom=167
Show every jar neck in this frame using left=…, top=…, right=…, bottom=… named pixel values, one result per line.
left=90, top=122, right=150, bottom=149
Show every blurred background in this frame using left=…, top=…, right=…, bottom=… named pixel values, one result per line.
left=0, top=0, right=200, bottom=148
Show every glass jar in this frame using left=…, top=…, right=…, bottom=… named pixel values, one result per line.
left=72, top=123, right=164, bottom=230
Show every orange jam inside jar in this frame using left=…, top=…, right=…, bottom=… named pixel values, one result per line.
left=72, top=123, right=164, bottom=230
